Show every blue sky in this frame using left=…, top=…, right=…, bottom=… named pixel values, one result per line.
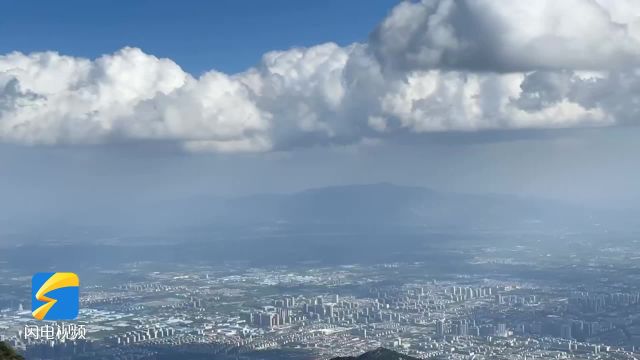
left=1, top=0, right=398, bottom=74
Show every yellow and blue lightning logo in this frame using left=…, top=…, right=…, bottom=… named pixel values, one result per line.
left=31, top=272, right=79, bottom=321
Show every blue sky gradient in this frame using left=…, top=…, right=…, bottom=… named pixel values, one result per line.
left=1, top=0, right=398, bottom=74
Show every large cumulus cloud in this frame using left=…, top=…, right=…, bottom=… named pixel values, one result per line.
left=371, top=0, right=640, bottom=72
left=1, top=0, right=639, bottom=153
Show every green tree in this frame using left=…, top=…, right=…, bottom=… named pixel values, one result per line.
left=0, top=342, right=24, bottom=360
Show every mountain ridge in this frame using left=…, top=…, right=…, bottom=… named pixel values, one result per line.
left=330, top=347, right=420, bottom=360
left=3, top=183, right=607, bottom=241
left=201, top=182, right=594, bottom=230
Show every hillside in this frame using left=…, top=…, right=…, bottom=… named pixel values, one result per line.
left=331, top=347, right=420, bottom=360
left=0, top=342, right=23, bottom=360
left=189, top=183, right=594, bottom=230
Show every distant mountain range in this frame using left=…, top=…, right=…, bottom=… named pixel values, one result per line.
left=172, top=182, right=596, bottom=231
left=331, top=347, right=420, bottom=360
left=3, top=182, right=609, bottom=242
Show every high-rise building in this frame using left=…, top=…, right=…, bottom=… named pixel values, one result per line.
left=496, top=323, right=507, bottom=337
left=458, top=320, right=468, bottom=336
left=325, top=304, right=334, bottom=317
left=561, top=324, right=572, bottom=340
left=436, top=320, right=447, bottom=338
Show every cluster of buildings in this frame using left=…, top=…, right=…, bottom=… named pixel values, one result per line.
left=107, top=327, right=176, bottom=345
left=1, top=262, right=639, bottom=359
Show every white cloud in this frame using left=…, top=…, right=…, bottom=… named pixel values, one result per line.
left=371, top=0, right=640, bottom=71
left=1, top=0, right=640, bottom=152
left=379, top=70, right=611, bottom=133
